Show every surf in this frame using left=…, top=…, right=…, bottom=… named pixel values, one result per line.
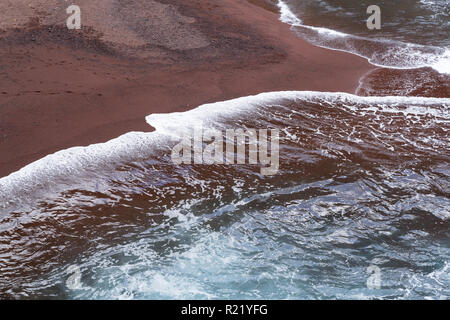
left=276, top=0, right=450, bottom=75
left=0, top=90, right=449, bottom=298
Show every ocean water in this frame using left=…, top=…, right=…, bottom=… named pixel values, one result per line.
left=279, top=0, right=450, bottom=98
left=279, top=0, right=450, bottom=73
left=0, top=3, right=449, bottom=299
left=1, top=93, right=449, bottom=299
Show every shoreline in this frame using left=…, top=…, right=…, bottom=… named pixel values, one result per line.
left=0, top=0, right=374, bottom=178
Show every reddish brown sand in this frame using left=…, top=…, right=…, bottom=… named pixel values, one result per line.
left=0, top=0, right=374, bottom=177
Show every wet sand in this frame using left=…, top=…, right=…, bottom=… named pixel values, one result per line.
left=0, top=0, right=374, bottom=177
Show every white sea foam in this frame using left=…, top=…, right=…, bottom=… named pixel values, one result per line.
left=277, top=0, right=302, bottom=26
left=146, top=92, right=449, bottom=132
left=306, top=25, right=347, bottom=38
left=276, top=0, right=450, bottom=74
left=431, top=48, right=450, bottom=74
left=0, top=91, right=448, bottom=210
left=277, top=2, right=346, bottom=38
left=0, top=131, right=160, bottom=211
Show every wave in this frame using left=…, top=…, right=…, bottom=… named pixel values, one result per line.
left=1, top=1, right=448, bottom=298
left=1, top=91, right=448, bottom=211
left=1, top=90, right=449, bottom=298
left=276, top=0, right=450, bottom=75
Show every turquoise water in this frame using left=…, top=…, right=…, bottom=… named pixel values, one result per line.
left=0, top=1, right=449, bottom=300
left=1, top=93, right=448, bottom=299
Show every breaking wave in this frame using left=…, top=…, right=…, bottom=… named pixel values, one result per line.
left=1, top=91, right=449, bottom=299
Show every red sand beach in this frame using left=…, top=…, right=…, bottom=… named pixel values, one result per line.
left=0, top=0, right=374, bottom=177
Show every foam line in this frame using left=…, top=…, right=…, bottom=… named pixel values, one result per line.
left=276, top=0, right=450, bottom=74
left=1, top=91, right=448, bottom=210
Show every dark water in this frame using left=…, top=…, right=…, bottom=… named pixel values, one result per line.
left=282, top=0, right=449, bottom=47
left=0, top=93, right=449, bottom=299
left=0, top=1, right=449, bottom=300
left=280, top=0, right=450, bottom=97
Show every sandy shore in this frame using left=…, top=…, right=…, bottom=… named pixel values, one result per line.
left=0, top=0, right=374, bottom=177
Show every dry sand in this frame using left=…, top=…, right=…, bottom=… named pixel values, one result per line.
left=0, top=0, right=374, bottom=177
